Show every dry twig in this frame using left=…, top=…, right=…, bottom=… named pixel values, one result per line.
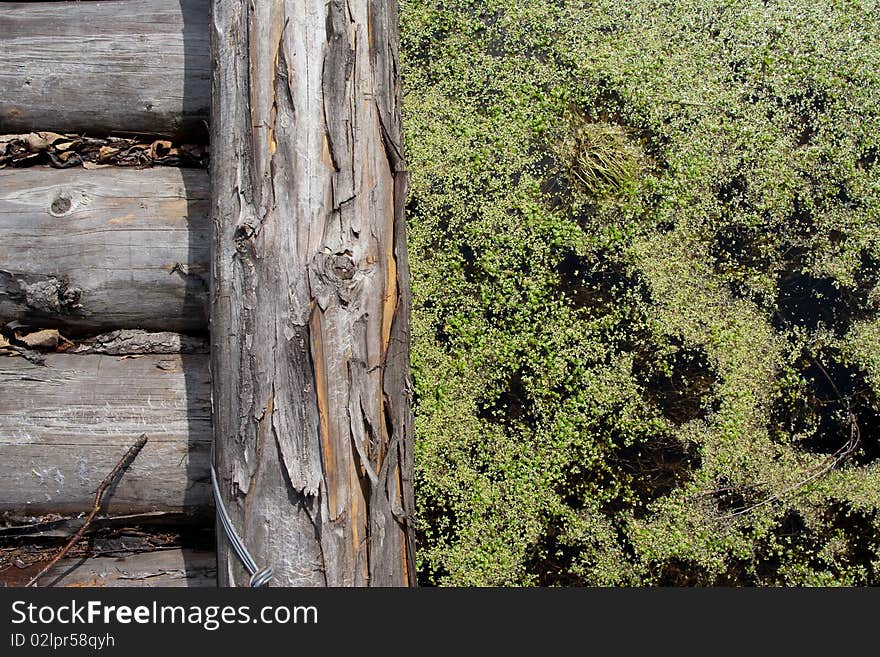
left=714, top=412, right=859, bottom=520
left=25, top=434, right=149, bottom=587
left=704, top=312, right=862, bottom=520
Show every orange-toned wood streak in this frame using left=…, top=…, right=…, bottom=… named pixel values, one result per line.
left=211, top=0, right=415, bottom=586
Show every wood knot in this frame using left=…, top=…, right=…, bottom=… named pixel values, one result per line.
left=330, top=253, right=356, bottom=280
left=233, top=224, right=255, bottom=252
left=49, top=195, right=72, bottom=216
left=310, top=250, right=368, bottom=310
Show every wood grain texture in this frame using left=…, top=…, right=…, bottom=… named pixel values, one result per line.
left=211, top=0, right=416, bottom=586
left=0, top=354, right=212, bottom=514
left=1, top=550, right=216, bottom=587
left=0, top=511, right=209, bottom=537
left=0, top=166, right=209, bottom=334
left=0, top=0, right=210, bottom=139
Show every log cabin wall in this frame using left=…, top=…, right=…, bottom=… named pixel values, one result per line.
left=0, top=0, right=215, bottom=586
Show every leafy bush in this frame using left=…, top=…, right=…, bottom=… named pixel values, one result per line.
left=401, top=0, right=880, bottom=586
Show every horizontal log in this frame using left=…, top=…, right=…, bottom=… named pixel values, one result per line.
left=0, top=353, right=212, bottom=514
left=1, top=549, right=216, bottom=587
left=0, top=166, right=209, bottom=333
left=0, top=511, right=210, bottom=538
left=0, top=0, right=210, bottom=138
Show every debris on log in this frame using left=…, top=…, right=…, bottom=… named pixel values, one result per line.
left=1, top=549, right=216, bottom=588
left=68, top=330, right=209, bottom=355
left=1, top=510, right=215, bottom=587
left=0, top=132, right=208, bottom=170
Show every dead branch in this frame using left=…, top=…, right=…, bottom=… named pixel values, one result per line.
left=25, top=434, right=149, bottom=587
left=705, top=312, right=862, bottom=520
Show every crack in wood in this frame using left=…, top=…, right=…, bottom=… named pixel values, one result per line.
left=212, top=0, right=414, bottom=586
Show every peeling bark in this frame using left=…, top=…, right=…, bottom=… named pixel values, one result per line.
left=210, top=0, right=414, bottom=586
left=70, top=330, right=209, bottom=355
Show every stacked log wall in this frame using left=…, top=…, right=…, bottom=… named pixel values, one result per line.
left=0, top=0, right=215, bottom=586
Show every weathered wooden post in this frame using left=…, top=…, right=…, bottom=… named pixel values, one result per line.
left=209, top=0, right=416, bottom=585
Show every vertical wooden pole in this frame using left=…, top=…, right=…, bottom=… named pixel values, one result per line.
left=209, top=0, right=415, bottom=586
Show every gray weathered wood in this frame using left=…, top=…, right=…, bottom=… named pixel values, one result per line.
left=69, top=330, right=209, bottom=355
left=1, top=549, right=216, bottom=587
left=211, top=0, right=416, bottom=586
left=0, top=353, right=212, bottom=514
left=0, top=0, right=210, bottom=138
left=0, top=511, right=207, bottom=537
left=0, top=166, right=209, bottom=334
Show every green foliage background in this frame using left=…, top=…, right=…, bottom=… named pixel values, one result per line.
left=400, top=0, right=880, bottom=585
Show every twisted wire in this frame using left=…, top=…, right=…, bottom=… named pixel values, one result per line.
left=210, top=457, right=273, bottom=588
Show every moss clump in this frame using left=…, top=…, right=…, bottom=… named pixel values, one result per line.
left=401, top=0, right=880, bottom=586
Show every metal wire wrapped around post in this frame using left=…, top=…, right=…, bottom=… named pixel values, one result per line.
left=210, top=455, right=273, bottom=588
